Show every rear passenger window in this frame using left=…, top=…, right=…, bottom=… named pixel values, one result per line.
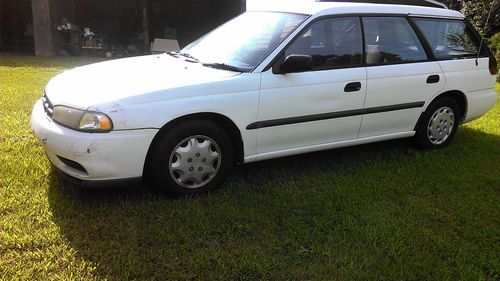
left=413, top=18, right=479, bottom=59
left=362, top=17, right=428, bottom=65
left=285, top=17, right=363, bottom=70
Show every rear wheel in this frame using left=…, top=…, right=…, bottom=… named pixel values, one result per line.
left=149, top=120, right=234, bottom=196
left=415, top=97, right=461, bottom=149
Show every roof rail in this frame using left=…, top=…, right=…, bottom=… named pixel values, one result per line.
left=316, top=0, right=448, bottom=9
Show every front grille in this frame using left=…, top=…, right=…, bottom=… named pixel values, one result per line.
left=41, top=94, right=54, bottom=118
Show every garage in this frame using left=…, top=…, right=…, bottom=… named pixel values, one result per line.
left=0, top=0, right=245, bottom=56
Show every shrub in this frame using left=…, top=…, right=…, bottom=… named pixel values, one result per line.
left=488, top=33, right=500, bottom=82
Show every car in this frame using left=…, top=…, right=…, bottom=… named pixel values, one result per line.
left=30, top=0, right=498, bottom=196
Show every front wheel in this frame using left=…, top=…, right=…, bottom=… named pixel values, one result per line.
left=414, top=97, right=461, bottom=149
left=149, top=120, right=234, bottom=196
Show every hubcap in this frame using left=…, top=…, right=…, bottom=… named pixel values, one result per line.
left=168, top=135, right=221, bottom=189
left=427, top=106, right=454, bottom=145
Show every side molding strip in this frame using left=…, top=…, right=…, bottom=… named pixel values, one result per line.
left=246, top=101, right=425, bottom=130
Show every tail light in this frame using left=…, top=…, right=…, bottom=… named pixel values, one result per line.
left=490, top=55, right=498, bottom=75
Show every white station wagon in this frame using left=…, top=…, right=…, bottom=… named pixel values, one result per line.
left=31, top=0, right=498, bottom=196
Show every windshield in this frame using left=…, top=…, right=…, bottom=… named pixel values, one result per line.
left=181, top=12, right=308, bottom=72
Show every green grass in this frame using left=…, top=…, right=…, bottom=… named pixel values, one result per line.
left=1, top=54, right=499, bottom=280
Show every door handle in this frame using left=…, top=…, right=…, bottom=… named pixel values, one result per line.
left=426, top=75, right=440, bottom=84
left=344, top=82, right=361, bottom=92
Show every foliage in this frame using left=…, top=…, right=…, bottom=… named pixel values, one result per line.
left=489, top=32, right=500, bottom=53
left=487, top=32, right=500, bottom=82
left=1, top=55, right=499, bottom=280
left=461, top=0, right=500, bottom=37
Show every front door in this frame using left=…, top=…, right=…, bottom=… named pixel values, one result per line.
left=254, top=17, right=367, bottom=158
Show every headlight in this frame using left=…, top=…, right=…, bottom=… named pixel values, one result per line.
left=52, top=106, right=113, bottom=132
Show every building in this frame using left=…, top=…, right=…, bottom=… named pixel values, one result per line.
left=0, top=0, right=245, bottom=56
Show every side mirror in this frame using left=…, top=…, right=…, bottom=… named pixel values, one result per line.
left=273, top=54, right=313, bottom=74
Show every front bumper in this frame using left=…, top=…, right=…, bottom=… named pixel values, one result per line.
left=30, top=99, right=158, bottom=182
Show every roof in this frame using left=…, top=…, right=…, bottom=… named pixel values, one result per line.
left=316, top=0, right=447, bottom=9
left=248, top=0, right=464, bottom=19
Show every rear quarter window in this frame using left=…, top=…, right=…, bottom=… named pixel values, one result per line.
left=413, top=18, right=481, bottom=59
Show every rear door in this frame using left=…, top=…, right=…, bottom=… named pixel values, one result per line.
left=359, top=16, right=445, bottom=138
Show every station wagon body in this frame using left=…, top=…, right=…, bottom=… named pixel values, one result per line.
left=31, top=0, right=498, bottom=195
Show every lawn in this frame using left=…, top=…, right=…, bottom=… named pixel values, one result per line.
left=0, top=55, right=499, bottom=281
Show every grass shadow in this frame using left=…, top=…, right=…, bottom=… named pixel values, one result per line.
left=47, top=126, right=500, bottom=280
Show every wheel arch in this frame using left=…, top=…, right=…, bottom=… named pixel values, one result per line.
left=415, top=90, right=468, bottom=131
left=143, top=112, right=244, bottom=181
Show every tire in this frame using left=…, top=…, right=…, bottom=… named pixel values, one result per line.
left=149, top=120, right=234, bottom=197
left=414, top=97, right=461, bottom=149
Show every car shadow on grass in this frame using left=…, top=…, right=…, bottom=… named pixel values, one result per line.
left=47, top=127, right=500, bottom=280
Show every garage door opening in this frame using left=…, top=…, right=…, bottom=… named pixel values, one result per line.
left=0, top=0, right=35, bottom=54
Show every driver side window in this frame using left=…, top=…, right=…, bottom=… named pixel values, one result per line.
left=284, top=17, right=363, bottom=71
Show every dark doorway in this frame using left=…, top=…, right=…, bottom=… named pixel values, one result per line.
left=0, top=0, right=35, bottom=53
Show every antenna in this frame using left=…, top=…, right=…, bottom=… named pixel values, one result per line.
left=476, top=1, right=494, bottom=66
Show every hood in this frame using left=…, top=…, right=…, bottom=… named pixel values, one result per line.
left=45, top=54, right=240, bottom=108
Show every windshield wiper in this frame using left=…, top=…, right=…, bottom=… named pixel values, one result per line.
left=167, top=51, right=199, bottom=63
left=169, top=53, right=245, bottom=72
left=167, top=51, right=180, bottom=57
left=202, top=62, right=245, bottom=72
left=179, top=52, right=199, bottom=62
